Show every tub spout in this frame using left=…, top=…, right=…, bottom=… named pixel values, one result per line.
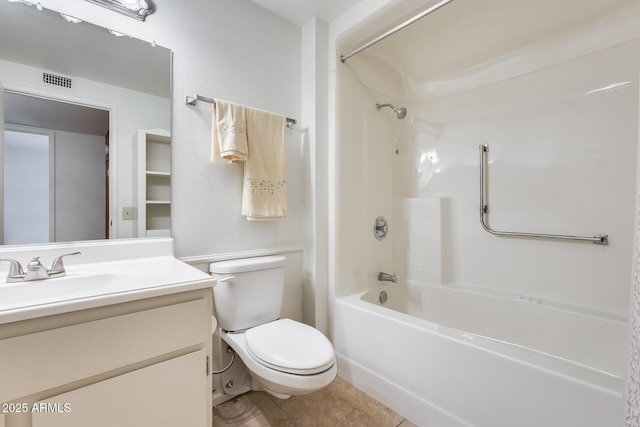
left=378, top=272, right=397, bottom=283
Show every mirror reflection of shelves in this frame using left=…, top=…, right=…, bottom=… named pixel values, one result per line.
left=136, top=129, right=171, bottom=237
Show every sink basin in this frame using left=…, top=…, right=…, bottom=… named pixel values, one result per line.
left=0, top=249, right=214, bottom=325
left=0, top=272, right=126, bottom=312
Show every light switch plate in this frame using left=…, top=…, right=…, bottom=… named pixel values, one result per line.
left=122, top=207, right=134, bottom=220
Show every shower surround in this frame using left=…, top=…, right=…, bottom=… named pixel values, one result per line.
left=329, top=0, right=640, bottom=425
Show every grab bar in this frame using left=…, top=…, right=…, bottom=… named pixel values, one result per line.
left=479, top=144, right=608, bottom=245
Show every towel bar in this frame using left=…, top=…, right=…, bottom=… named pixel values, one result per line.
left=479, top=144, right=608, bottom=245
left=185, top=94, right=297, bottom=129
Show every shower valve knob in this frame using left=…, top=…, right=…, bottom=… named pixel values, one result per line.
left=374, top=216, right=388, bottom=240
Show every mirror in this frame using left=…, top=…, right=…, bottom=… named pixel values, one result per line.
left=0, top=1, right=171, bottom=245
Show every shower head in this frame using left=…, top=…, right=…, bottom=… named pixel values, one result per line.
left=376, top=103, right=407, bottom=120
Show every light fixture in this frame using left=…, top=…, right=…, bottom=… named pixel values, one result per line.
left=118, top=0, right=144, bottom=11
left=83, top=0, right=154, bottom=21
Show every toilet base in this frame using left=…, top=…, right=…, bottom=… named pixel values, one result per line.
left=245, top=374, right=290, bottom=399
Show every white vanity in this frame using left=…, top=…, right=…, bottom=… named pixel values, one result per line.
left=0, top=238, right=214, bottom=427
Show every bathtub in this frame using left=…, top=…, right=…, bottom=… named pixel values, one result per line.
left=333, top=282, right=627, bottom=427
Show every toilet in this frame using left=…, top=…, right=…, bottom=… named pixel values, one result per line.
left=210, top=256, right=336, bottom=399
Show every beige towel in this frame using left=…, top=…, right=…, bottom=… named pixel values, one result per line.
left=211, top=100, right=248, bottom=163
left=242, top=107, right=287, bottom=221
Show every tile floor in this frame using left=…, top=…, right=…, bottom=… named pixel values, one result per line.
left=213, top=376, right=417, bottom=427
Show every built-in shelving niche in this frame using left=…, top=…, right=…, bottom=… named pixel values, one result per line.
left=135, top=129, right=171, bottom=237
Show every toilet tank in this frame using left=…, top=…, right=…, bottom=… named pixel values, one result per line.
left=209, top=256, right=286, bottom=332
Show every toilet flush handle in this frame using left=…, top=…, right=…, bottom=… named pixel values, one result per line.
left=217, top=276, right=236, bottom=285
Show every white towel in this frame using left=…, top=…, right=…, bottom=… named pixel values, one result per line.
left=211, top=100, right=248, bottom=163
left=242, top=107, right=287, bottom=221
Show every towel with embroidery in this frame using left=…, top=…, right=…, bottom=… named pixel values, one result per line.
left=242, top=107, right=286, bottom=221
left=211, top=99, right=248, bottom=163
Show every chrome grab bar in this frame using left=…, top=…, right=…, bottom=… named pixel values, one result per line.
left=479, top=144, right=608, bottom=245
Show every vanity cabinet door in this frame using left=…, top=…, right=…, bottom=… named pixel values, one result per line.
left=1, top=297, right=210, bottom=402
left=31, top=350, right=208, bottom=427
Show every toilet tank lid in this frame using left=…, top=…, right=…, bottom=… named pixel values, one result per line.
left=209, top=256, right=286, bottom=274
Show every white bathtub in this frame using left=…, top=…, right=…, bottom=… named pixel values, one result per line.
left=333, top=282, right=627, bottom=427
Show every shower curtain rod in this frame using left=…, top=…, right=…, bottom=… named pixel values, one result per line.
left=339, top=0, right=454, bottom=63
left=185, top=94, right=297, bottom=129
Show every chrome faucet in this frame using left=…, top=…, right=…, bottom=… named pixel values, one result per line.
left=378, top=272, right=397, bottom=283
left=1, top=252, right=80, bottom=283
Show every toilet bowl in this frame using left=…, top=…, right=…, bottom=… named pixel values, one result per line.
left=220, top=319, right=336, bottom=398
left=210, top=256, right=336, bottom=398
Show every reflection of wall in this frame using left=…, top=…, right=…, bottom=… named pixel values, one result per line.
left=4, top=130, right=50, bottom=244
left=4, top=126, right=106, bottom=243
left=0, top=58, right=170, bottom=239
left=55, top=130, right=105, bottom=242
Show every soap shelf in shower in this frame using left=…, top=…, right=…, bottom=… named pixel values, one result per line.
left=478, top=144, right=608, bottom=245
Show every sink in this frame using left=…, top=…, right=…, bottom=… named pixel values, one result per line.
left=0, top=271, right=126, bottom=312
left=0, top=240, right=214, bottom=325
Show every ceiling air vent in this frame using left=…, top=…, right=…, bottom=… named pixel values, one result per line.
left=41, top=71, right=73, bottom=90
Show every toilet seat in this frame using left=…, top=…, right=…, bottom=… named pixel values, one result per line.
left=245, top=319, right=335, bottom=375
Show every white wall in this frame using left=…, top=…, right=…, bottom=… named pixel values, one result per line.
left=332, top=70, right=399, bottom=297
left=37, top=0, right=305, bottom=259
left=301, top=18, right=330, bottom=332
left=401, top=40, right=637, bottom=317
left=2, top=0, right=309, bottom=318
left=33, top=0, right=308, bottom=404
left=25, top=0, right=310, bottom=310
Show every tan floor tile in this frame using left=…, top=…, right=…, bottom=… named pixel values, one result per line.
left=398, top=419, right=418, bottom=427
left=238, top=408, right=297, bottom=427
left=214, top=392, right=277, bottom=426
left=278, top=376, right=404, bottom=427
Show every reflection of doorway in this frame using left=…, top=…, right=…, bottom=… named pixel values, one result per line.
left=3, top=92, right=110, bottom=244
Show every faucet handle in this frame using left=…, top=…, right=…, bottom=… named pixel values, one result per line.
left=0, top=258, right=25, bottom=278
left=49, top=252, right=81, bottom=273
left=27, top=257, right=44, bottom=270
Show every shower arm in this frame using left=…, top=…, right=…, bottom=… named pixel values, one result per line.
left=376, top=103, right=396, bottom=111
left=479, top=144, right=608, bottom=245
left=376, top=103, right=407, bottom=119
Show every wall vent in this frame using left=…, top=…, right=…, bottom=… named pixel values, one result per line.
left=41, top=71, right=73, bottom=90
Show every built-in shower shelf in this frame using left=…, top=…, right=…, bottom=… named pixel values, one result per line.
left=146, top=200, right=171, bottom=205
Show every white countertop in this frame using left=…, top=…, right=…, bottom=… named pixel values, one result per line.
left=0, top=239, right=215, bottom=324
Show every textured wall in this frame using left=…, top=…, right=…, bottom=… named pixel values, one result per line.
left=42, top=0, right=305, bottom=258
